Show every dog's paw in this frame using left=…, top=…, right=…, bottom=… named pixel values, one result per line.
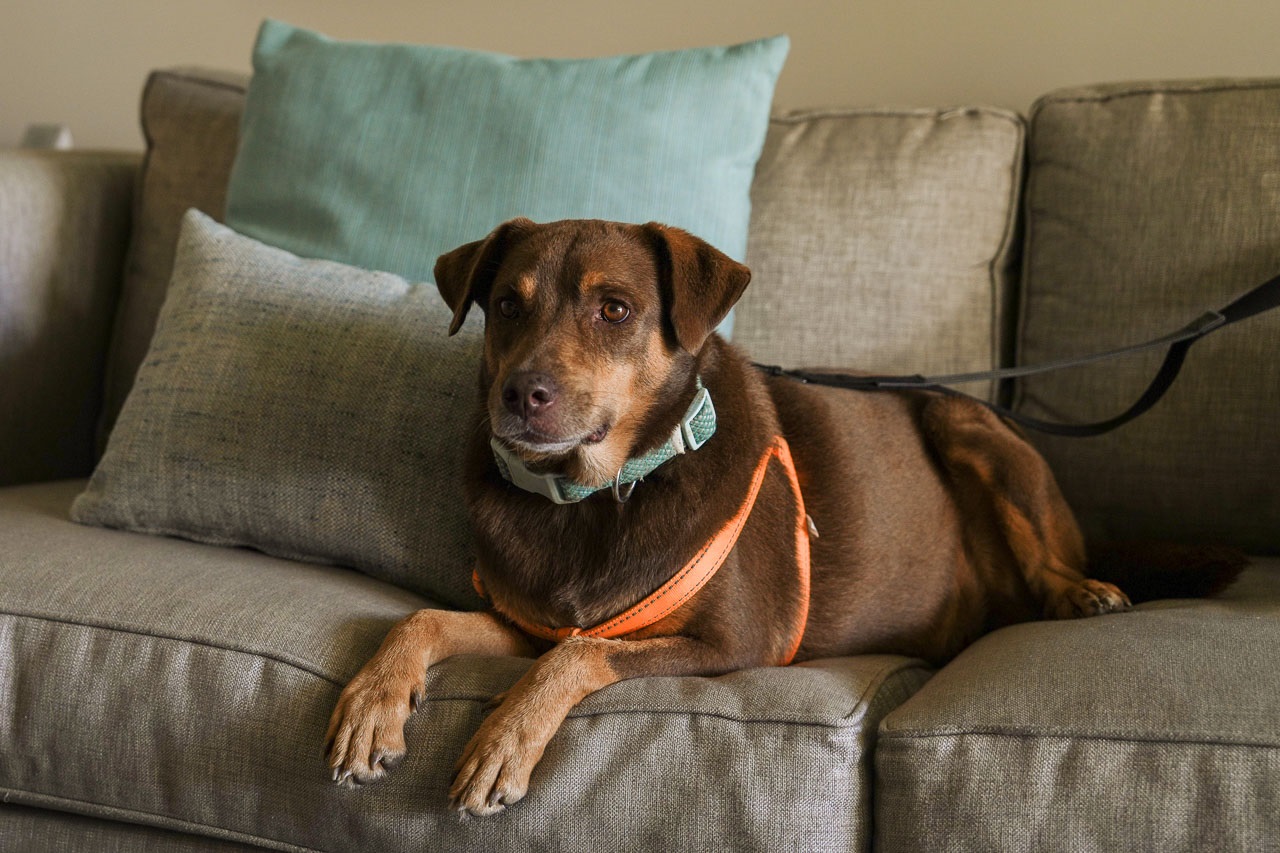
left=448, top=714, right=542, bottom=816
left=325, top=675, right=422, bottom=788
left=1052, top=578, right=1132, bottom=619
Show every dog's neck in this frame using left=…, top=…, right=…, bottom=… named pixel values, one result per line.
left=490, top=376, right=717, bottom=504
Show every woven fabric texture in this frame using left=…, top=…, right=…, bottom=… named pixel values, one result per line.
left=874, top=559, right=1280, bottom=852
left=99, top=68, right=248, bottom=448
left=733, top=107, right=1024, bottom=399
left=6, top=479, right=931, bottom=852
left=73, top=211, right=486, bottom=608
left=0, top=805, right=261, bottom=853
left=1014, top=79, right=1280, bottom=552
left=0, top=151, right=137, bottom=485
left=225, top=21, right=786, bottom=281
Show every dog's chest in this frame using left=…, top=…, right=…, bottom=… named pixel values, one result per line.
left=474, top=488, right=714, bottom=629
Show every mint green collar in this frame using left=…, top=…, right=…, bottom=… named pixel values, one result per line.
left=491, top=378, right=716, bottom=504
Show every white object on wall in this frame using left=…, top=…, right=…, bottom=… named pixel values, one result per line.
left=21, top=123, right=74, bottom=149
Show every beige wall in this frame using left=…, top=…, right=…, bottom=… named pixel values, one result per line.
left=5, top=0, right=1277, bottom=150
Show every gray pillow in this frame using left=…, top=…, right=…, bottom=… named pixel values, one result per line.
left=73, top=209, right=485, bottom=608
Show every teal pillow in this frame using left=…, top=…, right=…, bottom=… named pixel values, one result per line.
left=225, top=20, right=787, bottom=287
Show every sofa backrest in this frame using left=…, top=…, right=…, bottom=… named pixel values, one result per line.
left=736, top=106, right=1023, bottom=400
left=95, top=68, right=1280, bottom=553
left=1013, top=79, right=1280, bottom=553
left=97, top=68, right=1025, bottom=446
left=99, top=69, right=247, bottom=450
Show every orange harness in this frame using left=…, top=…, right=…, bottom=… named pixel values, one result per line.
left=473, top=436, right=812, bottom=666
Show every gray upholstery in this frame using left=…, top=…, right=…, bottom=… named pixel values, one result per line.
left=1014, top=79, right=1280, bottom=552
left=738, top=107, right=1024, bottom=400
left=0, top=805, right=262, bottom=853
left=3, top=480, right=930, bottom=852
left=95, top=70, right=1020, bottom=422
left=73, top=212, right=485, bottom=609
left=0, top=150, right=137, bottom=485
left=4, top=65, right=1280, bottom=852
left=100, top=69, right=248, bottom=447
left=875, top=559, right=1280, bottom=852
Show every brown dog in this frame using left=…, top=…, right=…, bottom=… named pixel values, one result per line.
left=325, top=217, right=1159, bottom=815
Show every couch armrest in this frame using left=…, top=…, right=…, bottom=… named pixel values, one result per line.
left=0, top=150, right=139, bottom=487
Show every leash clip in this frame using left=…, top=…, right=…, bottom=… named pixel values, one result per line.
left=755, top=363, right=802, bottom=381
left=612, top=473, right=638, bottom=504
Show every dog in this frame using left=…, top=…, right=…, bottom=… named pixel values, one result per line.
left=325, top=217, right=1243, bottom=816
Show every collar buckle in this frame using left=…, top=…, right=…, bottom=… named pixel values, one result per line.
left=679, top=384, right=715, bottom=452
left=489, top=437, right=576, bottom=504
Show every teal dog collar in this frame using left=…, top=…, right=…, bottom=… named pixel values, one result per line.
left=491, top=379, right=716, bottom=504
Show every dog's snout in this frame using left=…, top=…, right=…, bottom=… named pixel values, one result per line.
left=502, top=372, right=558, bottom=419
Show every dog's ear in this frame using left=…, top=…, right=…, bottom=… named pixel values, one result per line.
left=643, top=223, right=752, bottom=354
left=434, top=218, right=534, bottom=336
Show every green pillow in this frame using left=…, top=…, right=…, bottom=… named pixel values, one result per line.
left=225, top=20, right=787, bottom=292
left=73, top=210, right=485, bottom=609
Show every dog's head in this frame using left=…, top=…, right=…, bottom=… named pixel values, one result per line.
left=435, top=218, right=750, bottom=487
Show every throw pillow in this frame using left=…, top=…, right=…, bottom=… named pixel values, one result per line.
left=72, top=209, right=486, bottom=609
left=224, top=20, right=788, bottom=295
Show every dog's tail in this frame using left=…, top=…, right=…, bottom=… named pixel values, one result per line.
left=1087, top=541, right=1249, bottom=603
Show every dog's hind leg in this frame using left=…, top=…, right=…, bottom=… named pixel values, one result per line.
left=922, top=395, right=1131, bottom=620
left=326, top=608, right=534, bottom=788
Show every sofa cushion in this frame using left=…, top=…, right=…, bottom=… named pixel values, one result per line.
left=1014, top=79, right=1280, bottom=552
left=2, top=480, right=932, bottom=852
left=100, top=68, right=248, bottom=450
left=225, top=21, right=786, bottom=287
left=874, top=559, right=1280, bottom=852
left=0, top=805, right=260, bottom=853
left=101, top=67, right=1022, bottom=439
left=734, top=107, right=1024, bottom=399
left=73, top=211, right=485, bottom=610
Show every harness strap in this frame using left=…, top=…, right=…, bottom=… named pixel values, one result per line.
left=757, top=273, right=1280, bottom=437
left=474, top=436, right=811, bottom=665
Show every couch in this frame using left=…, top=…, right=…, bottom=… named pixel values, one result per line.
left=2, top=67, right=1277, bottom=852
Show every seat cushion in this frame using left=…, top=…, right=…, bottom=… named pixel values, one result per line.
left=1, top=480, right=931, bottom=852
left=1014, top=79, right=1280, bottom=551
left=874, top=559, right=1280, bottom=852
left=0, top=804, right=261, bottom=853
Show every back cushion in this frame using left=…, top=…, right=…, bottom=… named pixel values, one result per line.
left=100, top=68, right=248, bottom=448
left=1015, top=80, right=1280, bottom=552
left=734, top=107, right=1025, bottom=400
left=106, top=73, right=1025, bottom=428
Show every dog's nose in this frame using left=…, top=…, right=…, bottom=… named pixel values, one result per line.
left=502, top=372, right=558, bottom=419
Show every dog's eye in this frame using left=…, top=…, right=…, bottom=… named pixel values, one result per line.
left=600, top=301, right=630, bottom=324
left=498, top=299, right=520, bottom=319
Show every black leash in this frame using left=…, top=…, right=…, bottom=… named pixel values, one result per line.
left=756, top=272, right=1280, bottom=438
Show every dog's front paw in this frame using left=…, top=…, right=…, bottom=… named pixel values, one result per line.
left=448, top=711, right=544, bottom=816
left=325, top=673, right=422, bottom=788
left=1053, top=578, right=1132, bottom=619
